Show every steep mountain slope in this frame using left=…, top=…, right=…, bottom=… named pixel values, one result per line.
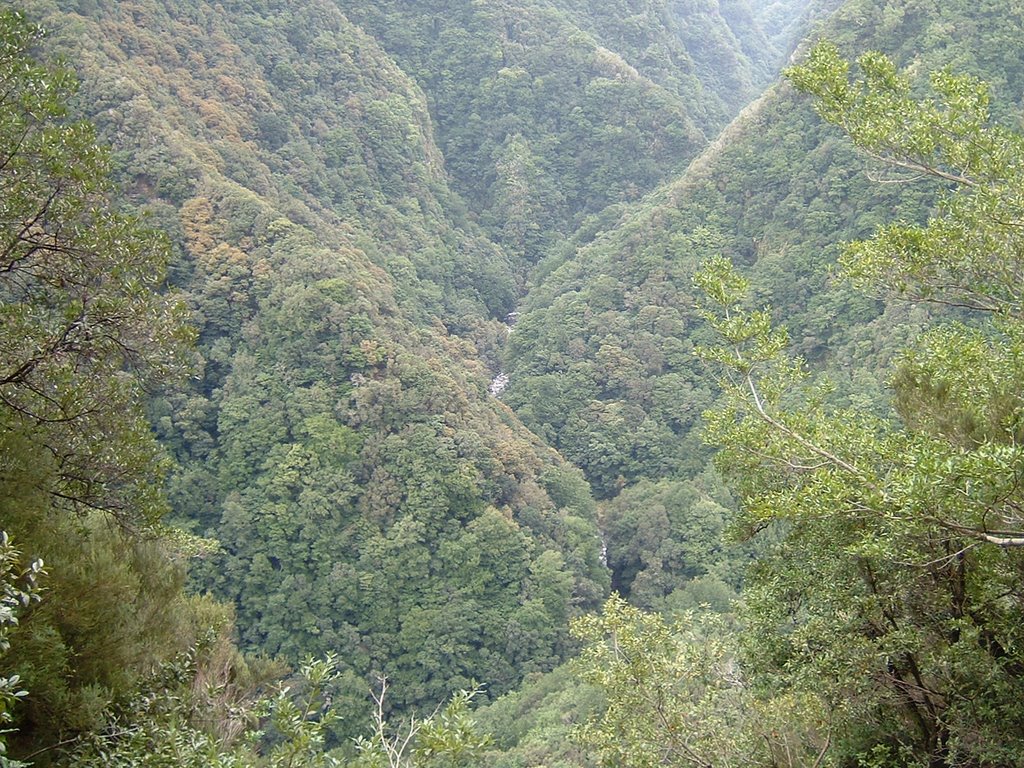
left=505, top=0, right=1024, bottom=599
left=13, top=0, right=1024, bottom=761
left=343, top=0, right=804, bottom=273
left=24, top=0, right=610, bottom=716
left=14, top=0, right=821, bottom=728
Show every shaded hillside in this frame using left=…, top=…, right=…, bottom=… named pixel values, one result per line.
left=61, top=0, right=518, bottom=328
left=11, top=0, right=1024, bottom=763
left=753, top=0, right=837, bottom=56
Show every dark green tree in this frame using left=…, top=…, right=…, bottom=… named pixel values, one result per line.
left=0, top=10, right=201, bottom=758
left=0, top=8, right=191, bottom=530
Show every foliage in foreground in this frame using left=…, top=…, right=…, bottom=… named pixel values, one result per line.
left=694, top=42, right=1024, bottom=766
left=0, top=7, right=215, bottom=757
left=0, top=533, right=44, bottom=768
left=61, top=652, right=490, bottom=768
left=567, top=41, right=1024, bottom=768
left=571, top=595, right=829, bottom=768
left=10, top=0, right=1024, bottom=763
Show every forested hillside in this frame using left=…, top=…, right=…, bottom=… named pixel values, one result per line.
left=13, top=0, right=619, bottom=726
left=5, top=0, right=1024, bottom=764
left=505, top=0, right=1024, bottom=602
left=344, top=0, right=813, bottom=272
left=3, top=0, right=815, bottom=734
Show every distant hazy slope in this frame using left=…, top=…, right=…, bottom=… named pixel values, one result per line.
left=26, top=0, right=609, bottom=715
left=553, top=0, right=784, bottom=110
left=342, top=0, right=807, bottom=272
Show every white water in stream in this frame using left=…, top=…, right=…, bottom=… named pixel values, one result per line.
left=488, top=311, right=519, bottom=397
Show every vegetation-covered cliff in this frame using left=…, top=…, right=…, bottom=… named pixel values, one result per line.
left=14, top=0, right=619, bottom=725
left=4, top=0, right=1024, bottom=765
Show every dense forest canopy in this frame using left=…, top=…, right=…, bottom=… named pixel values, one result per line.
left=4, top=0, right=1024, bottom=765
